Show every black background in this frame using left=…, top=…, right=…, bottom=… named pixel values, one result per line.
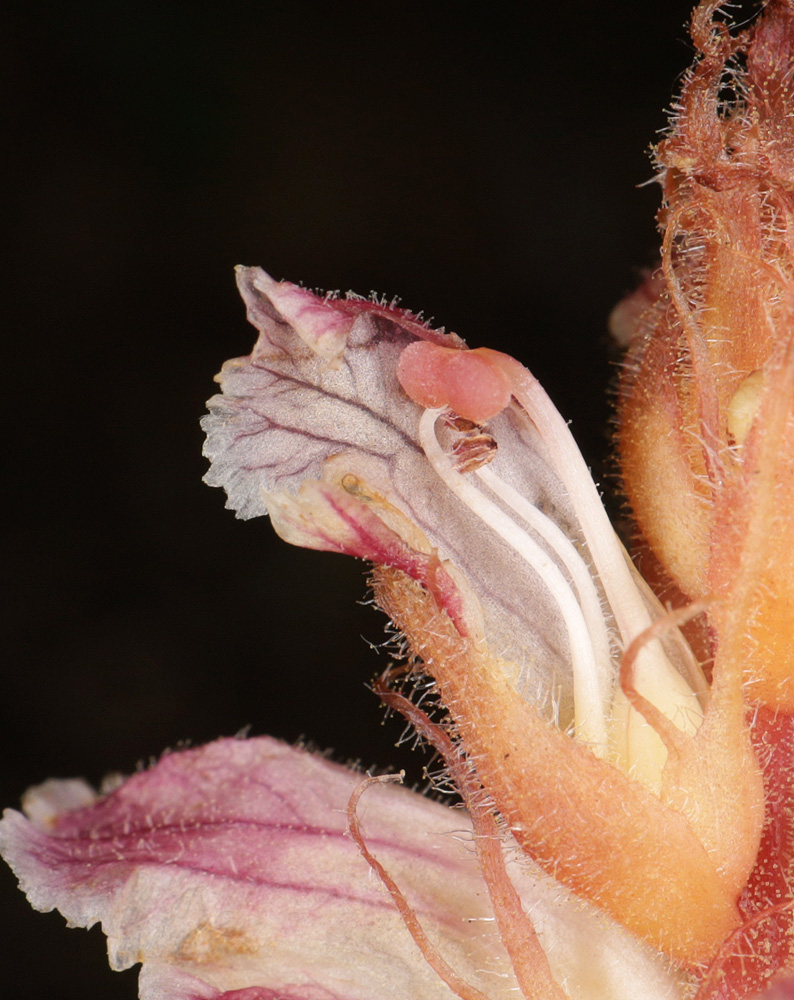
left=3, top=1, right=703, bottom=996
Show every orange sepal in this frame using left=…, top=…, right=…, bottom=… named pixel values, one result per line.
left=372, top=565, right=747, bottom=966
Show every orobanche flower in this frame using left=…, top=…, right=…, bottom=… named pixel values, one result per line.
left=2, top=1, right=793, bottom=999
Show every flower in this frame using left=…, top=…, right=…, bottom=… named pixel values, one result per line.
left=2, top=1, right=793, bottom=998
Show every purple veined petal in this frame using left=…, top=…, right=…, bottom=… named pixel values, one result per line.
left=202, top=268, right=601, bottom=729
left=0, top=737, right=683, bottom=1000
left=0, top=737, right=517, bottom=1000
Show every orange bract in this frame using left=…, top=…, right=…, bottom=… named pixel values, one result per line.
left=617, top=0, right=794, bottom=711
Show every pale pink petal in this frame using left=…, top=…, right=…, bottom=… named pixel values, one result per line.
left=0, top=737, right=523, bottom=1000
left=1, top=737, right=685, bottom=1000
left=1, top=736, right=685, bottom=1000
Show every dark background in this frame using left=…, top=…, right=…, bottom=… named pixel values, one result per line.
left=3, top=1, right=702, bottom=996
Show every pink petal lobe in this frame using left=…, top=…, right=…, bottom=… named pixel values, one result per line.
left=0, top=738, right=524, bottom=1000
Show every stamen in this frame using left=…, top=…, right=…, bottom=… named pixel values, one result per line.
left=476, top=464, right=613, bottom=710
left=495, top=360, right=704, bottom=742
left=419, top=408, right=609, bottom=753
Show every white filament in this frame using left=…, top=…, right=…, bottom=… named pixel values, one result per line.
left=476, top=464, right=614, bottom=707
left=508, top=375, right=702, bottom=721
left=419, top=408, right=609, bottom=753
